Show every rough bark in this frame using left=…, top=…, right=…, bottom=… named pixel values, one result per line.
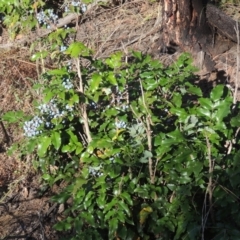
left=161, top=0, right=236, bottom=74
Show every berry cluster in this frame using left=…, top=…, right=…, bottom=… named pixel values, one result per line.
left=60, top=45, right=67, bottom=52
left=64, top=1, right=87, bottom=13
left=23, top=116, right=43, bottom=137
left=71, top=1, right=81, bottom=7
left=89, top=166, right=103, bottom=177
left=67, top=61, right=72, bottom=72
left=38, top=100, right=66, bottom=119
left=62, top=78, right=73, bottom=90
left=36, top=9, right=59, bottom=28
left=115, top=120, right=127, bottom=129
left=23, top=99, right=75, bottom=138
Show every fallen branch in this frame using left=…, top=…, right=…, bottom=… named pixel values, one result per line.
left=206, top=3, right=240, bottom=44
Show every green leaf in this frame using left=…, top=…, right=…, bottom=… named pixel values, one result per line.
left=51, top=131, right=61, bottom=150
left=143, top=78, right=158, bottom=91
left=65, top=42, right=92, bottom=57
left=231, top=114, right=240, bottom=127
left=140, top=150, right=153, bottom=163
left=172, top=93, right=182, bottom=108
left=83, top=191, right=94, bottom=209
left=197, top=107, right=211, bottom=118
left=107, top=72, right=117, bottom=85
left=121, top=192, right=133, bottom=205
left=31, top=51, right=48, bottom=61
left=90, top=73, right=102, bottom=92
left=170, top=107, right=188, bottom=121
left=117, top=225, right=128, bottom=239
left=132, top=51, right=142, bottom=60
left=210, top=85, right=224, bottom=101
left=61, top=144, right=70, bottom=153
left=167, top=129, right=185, bottom=141
left=185, top=82, right=202, bottom=96
left=2, top=111, right=24, bottom=123
left=48, top=69, right=67, bottom=75
left=118, top=201, right=131, bottom=216
left=37, top=136, right=51, bottom=157
left=214, top=101, right=231, bottom=122
left=72, top=177, right=87, bottom=196
left=54, top=222, right=65, bottom=231
left=67, top=130, right=82, bottom=147
left=42, top=173, right=51, bottom=181
left=96, top=194, right=106, bottom=209
left=108, top=218, right=118, bottom=238
left=105, top=52, right=122, bottom=69
left=52, top=191, right=69, bottom=204
left=233, top=150, right=240, bottom=167
left=199, top=98, right=213, bottom=110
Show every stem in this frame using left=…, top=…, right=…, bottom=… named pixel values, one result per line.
left=139, top=78, right=154, bottom=183
left=205, top=136, right=215, bottom=223
left=76, top=58, right=92, bottom=143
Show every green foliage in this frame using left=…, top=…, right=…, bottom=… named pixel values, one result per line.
left=4, top=44, right=240, bottom=239
left=0, top=0, right=43, bottom=38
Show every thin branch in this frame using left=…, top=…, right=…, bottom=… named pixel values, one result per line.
left=139, top=78, right=154, bottom=183
left=76, top=58, right=92, bottom=143
left=206, top=136, right=215, bottom=222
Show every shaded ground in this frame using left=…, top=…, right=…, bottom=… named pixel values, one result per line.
left=0, top=1, right=239, bottom=239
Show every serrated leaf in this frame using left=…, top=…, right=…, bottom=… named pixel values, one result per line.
left=42, top=173, right=51, bottom=181
left=231, top=115, right=240, bottom=127
left=2, top=111, right=24, bottom=123
left=107, top=72, right=117, bottom=85
left=48, top=69, right=67, bottom=75
left=105, top=52, right=122, bottom=69
left=121, top=192, right=133, bottom=205
left=132, top=51, right=142, bottom=60
left=37, top=136, right=51, bottom=157
left=140, top=150, right=153, bottom=163
left=61, top=144, right=70, bottom=153
left=65, top=42, right=91, bottom=57
left=96, top=194, right=105, bottom=209
left=185, top=82, right=202, bottom=96
left=197, top=107, right=211, bottom=118
left=210, top=85, right=224, bottom=101
left=172, top=93, right=182, bottom=108
left=90, top=73, right=102, bottom=92
left=109, top=218, right=118, bottom=237
left=51, top=131, right=61, bottom=150
left=214, top=101, right=231, bottom=122
left=118, top=201, right=131, bottom=216
left=199, top=98, right=213, bottom=110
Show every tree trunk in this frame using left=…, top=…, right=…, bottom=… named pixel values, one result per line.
left=161, top=0, right=235, bottom=74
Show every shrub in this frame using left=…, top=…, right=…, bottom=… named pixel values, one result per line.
left=4, top=46, right=240, bottom=239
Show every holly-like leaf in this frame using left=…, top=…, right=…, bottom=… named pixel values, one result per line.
left=210, top=84, right=224, bottom=102
left=65, top=42, right=92, bottom=57
left=90, top=73, right=102, bottom=92
left=51, top=131, right=61, bottom=150
left=37, top=136, right=51, bottom=157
